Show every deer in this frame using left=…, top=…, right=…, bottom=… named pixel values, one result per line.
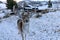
left=17, top=11, right=30, bottom=40
left=17, top=19, right=25, bottom=40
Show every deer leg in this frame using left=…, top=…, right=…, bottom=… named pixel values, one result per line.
left=23, top=32, right=26, bottom=40
left=22, top=33, right=26, bottom=40
left=28, top=18, right=30, bottom=33
left=21, top=32, right=24, bottom=40
left=22, top=20, right=26, bottom=40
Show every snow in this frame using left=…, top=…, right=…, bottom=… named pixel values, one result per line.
left=2, top=9, right=13, bottom=15
left=0, top=10, right=60, bottom=40
left=29, top=11, right=60, bottom=40
left=38, top=5, right=48, bottom=10
left=0, top=16, right=21, bottom=40
left=0, top=9, right=12, bottom=19
left=0, top=2, right=60, bottom=40
left=0, top=13, right=5, bottom=18
left=0, top=3, right=7, bottom=10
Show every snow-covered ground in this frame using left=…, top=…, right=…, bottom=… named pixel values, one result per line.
left=29, top=11, right=60, bottom=40
left=0, top=16, right=21, bottom=40
left=38, top=5, right=48, bottom=10
left=0, top=1, right=60, bottom=40
left=0, top=10, right=60, bottom=40
left=0, top=3, right=7, bottom=10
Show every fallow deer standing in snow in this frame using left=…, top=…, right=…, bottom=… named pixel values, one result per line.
left=17, top=11, right=30, bottom=40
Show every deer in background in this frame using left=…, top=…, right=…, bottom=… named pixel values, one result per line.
left=17, top=10, right=30, bottom=40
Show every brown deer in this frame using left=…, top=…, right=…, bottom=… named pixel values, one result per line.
left=17, top=19, right=25, bottom=40
left=17, top=11, right=30, bottom=40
